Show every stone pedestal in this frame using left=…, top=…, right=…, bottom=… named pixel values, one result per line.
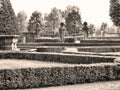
left=22, top=32, right=35, bottom=42
left=0, top=35, right=19, bottom=50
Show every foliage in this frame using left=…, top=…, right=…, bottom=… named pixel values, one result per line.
left=27, top=11, right=43, bottom=36
left=106, top=25, right=119, bottom=33
left=100, top=22, right=108, bottom=31
left=0, top=0, right=19, bottom=35
left=88, top=24, right=96, bottom=36
left=110, top=0, right=120, bottom=26
left=62, top=5, right=80, bottom=18
left=65, top=10, right=82, bottom=35
left=16, top=11, right=28, bottom=32
left=44, top=7, right=62, bottom=32
left=0, top=64, right=119, bottom=89
left=16, top=11, right=28, bottom=42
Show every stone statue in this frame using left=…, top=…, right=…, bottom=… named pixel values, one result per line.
left=59, top=22, right=66, bottom=43
left=82, top=22, right=89, bottom=38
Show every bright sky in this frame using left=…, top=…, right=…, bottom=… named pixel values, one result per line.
left=10, top=0, right=113, bottom=27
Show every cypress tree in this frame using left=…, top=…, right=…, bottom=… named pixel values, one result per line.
left=0, top=0, right=18, bottom=35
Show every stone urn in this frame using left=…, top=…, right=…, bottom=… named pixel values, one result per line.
left=0, top=35, right=19, bottom=50
left=0, top=0, right=20, bottom=50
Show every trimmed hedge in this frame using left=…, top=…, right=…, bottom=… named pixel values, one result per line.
left=35, top=37, right=120, bottom=43
left=35, top=38, right=60, bottom=42
left=77, top=46, right=120, bottom=53
left=18, top=43, right=120, bottom=47
left=0, top=52, right=115, bottom=64
left=80, top=39, right=120, bottom=44
left=36, top=46, right=120, bottom=53
left=37, top=47, right=64, bottom=53
left=0, top=64, right=120, bottom=89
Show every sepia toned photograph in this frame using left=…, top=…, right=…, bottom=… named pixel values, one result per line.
left=0, top=0, right=120, bottom=90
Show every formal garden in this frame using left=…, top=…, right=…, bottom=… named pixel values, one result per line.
left=0, top=0, right=120, bottom=90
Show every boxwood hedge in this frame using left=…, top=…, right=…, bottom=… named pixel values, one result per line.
left=0, top=64, right=120, bottom=89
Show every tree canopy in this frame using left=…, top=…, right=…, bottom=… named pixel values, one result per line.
left=65, top=10, right=82, bottom=35
left=44, top=7, right=62, bottom=31
left=27, top=11, right=43, bottom=36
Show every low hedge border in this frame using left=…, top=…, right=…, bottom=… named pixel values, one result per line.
left=18, top=43, right=120, bottom=47
left=0, top=64, right=120, bottom=89
left=35, top=37, right=120, bottom=43
left=0, top=51, right=115, bottom=64
left=77, top=47, right=120, bottom=53
left=37, top=47, right=64, bottom=53
left=36, top=46, right=120, bottom=53
left=80, top=39, right=120, bottom=44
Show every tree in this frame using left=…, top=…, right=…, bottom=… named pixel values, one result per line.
left=0, top=0, right=18, bottom=35
left=100, top=22, right=108, bottom=36
left=27, top=11, right=43, bottom=36
left=65, top=10, right=82, bottom=35
left=16, top=11, right=28, bottom=42
left=45, top=7, right=62, bottom=31
left=100, top=22, right=107, bottom=31
left=44, top=7, right=62, bottom=37
left=110, top=0, right=120, bottom=26
left=17, top=11, right=28, bottom=33
left=62, top=5, right=80, bottom=18
left=88, top=24, right=96, bottom=36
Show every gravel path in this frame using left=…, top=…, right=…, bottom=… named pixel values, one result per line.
left=0, top=59, right=117, bottom=69
left=15, top=81, right=120, bottom=90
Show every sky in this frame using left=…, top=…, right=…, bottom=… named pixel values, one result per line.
left=10, top=0, right=113, bottom=27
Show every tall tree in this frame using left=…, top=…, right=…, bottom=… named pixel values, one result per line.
left=44, top=7, right=62, bottom=36
left=27, top=11, right=43, bottom=36
left=65, top=10, right=82, bottom=35
left=17, top=11, right=28, bottom=32
left=110, top=0, right=120, bottom=26
left=45, top=7, right=62, bottom=32
left=0, top=0, right=18, bottom=35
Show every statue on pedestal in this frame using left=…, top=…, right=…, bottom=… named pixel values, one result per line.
left=59, top=22, right=66, bottom=43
